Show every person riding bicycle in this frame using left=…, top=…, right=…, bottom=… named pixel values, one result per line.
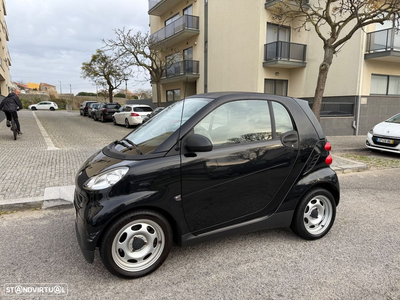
left=0, top=89, right=23, bottom=135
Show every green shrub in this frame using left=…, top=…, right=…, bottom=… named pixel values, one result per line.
left=115, top=93, right=126, bottom=98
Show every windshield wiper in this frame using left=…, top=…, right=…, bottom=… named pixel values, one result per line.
left=114, top=140, right=133, bottom=150
left=122, top=138, right=142, bottom=155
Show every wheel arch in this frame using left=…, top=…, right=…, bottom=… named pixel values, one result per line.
left=95, top=205, right=181, bottom=248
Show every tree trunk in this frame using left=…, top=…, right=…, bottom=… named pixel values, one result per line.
left=312, top=46, right=334, bottom=121
left=108, top=86, right=113, bottom=103
left=156, top=81, right=162, bottom=107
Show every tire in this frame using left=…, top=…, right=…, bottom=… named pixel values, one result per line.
left=99, top=210, right=173, bottom=279
left=80, top=110, right=83, bottom=115
left=94, top=114, right=97, bottom=121
left=125, top=119, right=130, bottom=128
left=113, top=117, right=117, bottom=125
left=50, top=107, right=55, bottom=111
left=291, top=188, right=336, bottom=240
left=31, top=107, right=37, bottom=111
left=100, top=115, right=104, bottom=123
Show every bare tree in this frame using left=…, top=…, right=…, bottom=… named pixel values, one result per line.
left=135, top=88, right=153, bottom=100
left=104, top=29, right=177, bottom=107
left=272, top=0, right=400, bottom=120
left=81, top=49, right=129, bottom=103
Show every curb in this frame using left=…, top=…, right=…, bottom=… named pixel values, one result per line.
left=0, top=186, right=74, bottom=212
left=331, top=154, right=369, bottom=174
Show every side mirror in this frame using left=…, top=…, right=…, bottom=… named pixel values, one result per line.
left=185, top=134, right=213, bottom=152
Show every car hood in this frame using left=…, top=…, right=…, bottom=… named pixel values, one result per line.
left=374, top=122, right=400, bottom=137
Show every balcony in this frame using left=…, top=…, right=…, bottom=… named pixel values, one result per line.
left=263, top=41, right=307, bottom=68
left=161, top=60, right=200, bottom=83
left=150, top=15, right=200, bottom=48
left=265, top=0, right=309, bottom=10
left=149, top=0, right=181, bottom=16
left=365, top=28, right=400, bottom=62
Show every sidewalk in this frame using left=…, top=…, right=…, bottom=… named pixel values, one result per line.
left=328, top=135, right=369, bottom=173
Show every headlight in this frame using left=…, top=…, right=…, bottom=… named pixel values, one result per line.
left=369, top=128, right=374, bottom=135
left=84, top=167, right=129, bottom=190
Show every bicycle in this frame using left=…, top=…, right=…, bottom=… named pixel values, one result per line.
left=1, top=110, right=18, bottom=140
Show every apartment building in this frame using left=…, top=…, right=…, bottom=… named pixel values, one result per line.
left=148, top=0, right=400, bottom=135
left=0, top=0, right=11, bottom=96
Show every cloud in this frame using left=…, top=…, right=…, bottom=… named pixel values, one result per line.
left=7, top=0, right=151, bottom=94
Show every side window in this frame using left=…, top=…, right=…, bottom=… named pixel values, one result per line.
left=125, top=106, right=132, bottom=112
left=194, top=100, right=272, bottom=147
left=272, top=102, right=294, bottom=137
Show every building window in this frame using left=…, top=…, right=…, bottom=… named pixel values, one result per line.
left=371, top=74, right=400, bottom=95
left=165, top=13, right=179, bottom=26
left=267, top=23, right=290, bottom=43
left=166, top=89, right=181, bottom=102
left=264, top=79, right=288, bottom=96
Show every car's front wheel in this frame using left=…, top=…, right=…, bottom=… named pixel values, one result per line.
left=100, top=210, right=173, bottom=279
left=291, top=188, right=336, bottom=240
left=113, top=117, right=117, bottom=125
left=31, top=107, right=37, bottom=111
left=125, top=119, right=130, bottom=128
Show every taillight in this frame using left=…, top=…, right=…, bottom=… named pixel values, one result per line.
left=102, top=108, right=107, bottom=112
left=325, top=142, right=331, bottom=151
left=130, top=113, right=140, bottom=117
left=325, top=154, right=332, bottom=165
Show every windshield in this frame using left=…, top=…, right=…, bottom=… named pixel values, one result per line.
left=125, top=98, right=210, bottom=154
left=386, top=113, right=400, bottom=124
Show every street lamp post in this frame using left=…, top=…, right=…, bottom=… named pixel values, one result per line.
left=124, top=78, right=128, bottom=99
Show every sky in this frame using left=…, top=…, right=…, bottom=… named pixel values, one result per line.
left=7, top=0, right=151, bottom=94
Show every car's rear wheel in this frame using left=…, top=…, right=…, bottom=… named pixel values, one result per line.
left=31, top=107, right=37, bottom=111
left=100, top=210, right=172, bottom=279
left=100, top=115, right=105, bottom=122
left=125, top=119, right=130, bottom=128
left=93, top=114, right=97, bottom=121
left=50, top=107, right=55, bottom=111
left=291, top=188, right=336, bottom=240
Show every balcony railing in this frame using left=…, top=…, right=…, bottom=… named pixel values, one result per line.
left=162, top=60, right=199, bottom=79
left=366, top=28, right=400, bottom=53
left=264, top=41, right=306, bottom=63
left=265, top=0, right=309, bottom=10
left=150, top=15, right=200, bottom=47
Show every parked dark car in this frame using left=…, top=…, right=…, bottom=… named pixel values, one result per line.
left=93, top=103, right=121, bottom=122
left=75, top=92, right=340, bottom=279
left=141, top=106, right=165, bottom=124
left=80, top=101, right=97, bottom=116
left=87, top=103, right=100, bottom=118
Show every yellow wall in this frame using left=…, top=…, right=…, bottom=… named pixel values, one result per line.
left=27, top=82, right=40, bottom=90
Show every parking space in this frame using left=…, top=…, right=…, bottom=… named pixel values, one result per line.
left=0, top=110, right=132, bottom=200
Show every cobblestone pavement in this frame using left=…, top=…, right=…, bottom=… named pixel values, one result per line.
left=0, top=110, right=131, bottom=200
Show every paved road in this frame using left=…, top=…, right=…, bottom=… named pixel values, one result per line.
left=0, top=168, right=399, bottom=299
left=0, top=110, right=131, bottom=200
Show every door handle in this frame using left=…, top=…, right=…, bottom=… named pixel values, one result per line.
left=281, top=131, right=298, bottom=148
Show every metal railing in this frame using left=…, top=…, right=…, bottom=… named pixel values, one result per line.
left=150, top=15, right=200, bottom=45
left=366, top=28, right=400, bottom=53
left=162, top=60, right=199, bottom=78
left=266, top=0, right=309, bottom=4
left=264, top=41, right=307, bottom=62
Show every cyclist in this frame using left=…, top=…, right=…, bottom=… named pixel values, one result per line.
left=0, top=89, right=23, bottom=135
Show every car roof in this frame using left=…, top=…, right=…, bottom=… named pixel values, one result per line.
left=125, top=104, right=152, bottom=107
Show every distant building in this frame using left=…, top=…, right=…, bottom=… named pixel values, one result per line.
left=27, top=82, right=40, bottom=90
left=0, top=0, right=11, bottom=96
left=14, top=82, right=30, bottom=91
left=40, top=83, right=56, bottom=93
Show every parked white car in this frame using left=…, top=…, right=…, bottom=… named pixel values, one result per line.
left=29, top=101, right=58, bottom=111
left=366, top=113, right=400, bottom=154
left=112, top=104, right=153, bottom=128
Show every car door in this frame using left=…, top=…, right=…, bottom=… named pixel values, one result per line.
left=115, top=106, right=125, bottom=124
left=180, top=99, right=298, bottom=234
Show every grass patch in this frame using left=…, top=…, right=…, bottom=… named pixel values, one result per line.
left=0, top=211, right=17, bottom=216
left=341, top=153, right=400, bottom=169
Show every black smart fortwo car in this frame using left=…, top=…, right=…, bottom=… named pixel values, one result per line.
left=74, top=92, right=340, bottom=278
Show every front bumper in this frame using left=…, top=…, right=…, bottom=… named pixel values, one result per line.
left=366, top=132, right=400, bottom=154
left=75, top=213, right=95, bottom=263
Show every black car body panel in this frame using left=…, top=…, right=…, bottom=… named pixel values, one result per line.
left=93, top=103, right=121, bottom=121
left=74, top=92, right=340, bottom=264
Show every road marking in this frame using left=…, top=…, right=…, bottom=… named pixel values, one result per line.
left=32, top=111, right=60, bottom=150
